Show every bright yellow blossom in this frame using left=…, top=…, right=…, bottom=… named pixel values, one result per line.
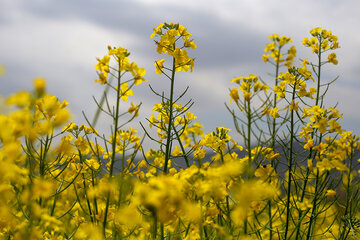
left=154, top=59, right=165, bottom=74
left=328, top=53, right=338, bottom=65
left=33, top=77, right=46, bottom=94
left=229, top=88, right=239, bottom=103
left=0, top=64, right=5, bottom=76
left=119, top=82, right=133, bottom=102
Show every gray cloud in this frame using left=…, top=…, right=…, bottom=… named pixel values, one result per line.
left=1, top=0, right=360, bottom=143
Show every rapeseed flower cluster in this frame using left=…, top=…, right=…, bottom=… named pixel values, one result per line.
left=230, top=74, right=269, bottom=102
left=0, top=24, right=359, bottom=240
left=95, top=46, right=146, bottom=86
left=151, top=22, right=196, bottom=74
left=263, top=34, right=296, bottom=67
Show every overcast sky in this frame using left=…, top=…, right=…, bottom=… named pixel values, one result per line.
left=1, top=0, right=360, bottom=147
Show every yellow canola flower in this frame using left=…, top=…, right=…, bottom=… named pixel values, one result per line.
left=75, top=223, right=104, bottom=240
left=193, top=147, right=206, bottom=159
left=254, top=164, right=278, bottom=181
left=0, top=64, right=5, bottom=76
left=152, top=22, right=196, bottom=74
left=262, top=54, right=269, bottom=62
left=304, top=28, right=340, bottom=62
left=32, top=178, right=56, bottom=199
left=171, top=47, right=194, bottom=72
left=128, top=102, right=139, bottom=117
left=285, top=46, right=297, bottom=67
left=172, top=145, right=182, bottom=156
left=114, top=203, right=143, bottom=230
left=108, top=46, right=128, bottom=59
left=243, top=92, right=252, bottom=102
left=230, top=76, right=241, bottom=84
left=253, top=81, right=269, bottom=93
left=154, top=59, right=165, bottom=74
left=6, top=91, right=32, bottom=108
left=230, top=74, right=267, bottom=103
left=268, top=34, right=279, bottom=40
left=85, top=158, right=101, bottom=170
left=328, top=107, right=343, bottom=119
left=310, top=27, right=322, bottom=36
left=321, top=39, right=329, bottom=50
left=36, top=94, right=69, bottom=117
left=264, top=42, right=276, bottom=52
left=262, top=106, right=280, bottom=118
left=312, top=117, right=329, bottom=134
left=325, top=189, right=336, bottom=197
left=79, top=124, right=98, bottom=134
left=150, top=23, right=164, bottom=38
left=229, top=88, right=239, bottom=103
left=184, top=38, right=197, bottom=49
left=263, top=34, right=294, bottom=65
left=54, top=134, right=75, bottom=155
left=131, top=62, right=147, bottom=85
left=297, top=198, right=313, bottom=211
left=328, top=53, right=338, bottom=65
left=94, top=55, right=110, bottom=83
left=289, top=100, right=299, bottom=112
left=74, top=136, right=90, bottom=155
left=279, top=36, right=292, bottom=46
left=304, top=138, right=314, bottom=150
left=33, top=77, right=46, bottom=94
left=95, top=46, right=146, bottom=88
left=302, top=106, right=343, bottom=135
left=134, top=174, right=201, bottom=224
left=231, top=180, right=279, bottom=224
left=62, top=122, right=77, bottom=132
left=273, top=84, right=286, bottom=100
left=119, top=82, right=133, bottom=102
left=328, top=119, right=343, bottom=134
left=34, top=94, right=71, bottom=128
left=301, top=58, right=309, bottom=67
left=302, top=37, right=310, bottom=46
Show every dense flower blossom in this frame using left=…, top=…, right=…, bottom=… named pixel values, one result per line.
left=0, top=25, right=359, bottom=240
left=151, top=22, right=196, bottom=73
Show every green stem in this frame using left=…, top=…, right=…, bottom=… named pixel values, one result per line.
left=91, top=170, right=99, bottom=217
left=271, top=53, right=280, bottom=150
left=296, top=37, right=324, bottom=240
left=246, top=99, right=252, bottom=167
left=92, top=79, right=112, bottom=127
left=243, top=97, right=252, bottom=235
left=160, top=223, right=164, bottom=240
left=339, top=142, right=354, bottom=239
left=172, top=124, right=190, bottom=168
left=305, top=169, right=320, bottom=240
left=103, top=58, right=122, bottom=234
left=305, top=38, right=322, bottom=238
left=295, top=168, right=310, bottom=240
left=122, top=139, right=126, bottom=171
left=268, top=200, right=273, bottom=240
left=244, top=218, right=248, bottom=235
left=226, top=196, right=232, bottom=233
left=315, top=37, right=322, bottom=107
left=78, top=151, right=94, bottom=223
left=153, top=212, right=158, bottom=239
left=39, top=134, right=51, bottom=177
left=83, top=172, right=94, bottom=223
left=269, top=53, right=280, bottom=240
left=284, top=79, right=297, bottom=240
left=163, top=56, right=176, bottom=173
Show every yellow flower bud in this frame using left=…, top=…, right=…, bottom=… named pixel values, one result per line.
left=33, top=77, right=46, bottom=94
